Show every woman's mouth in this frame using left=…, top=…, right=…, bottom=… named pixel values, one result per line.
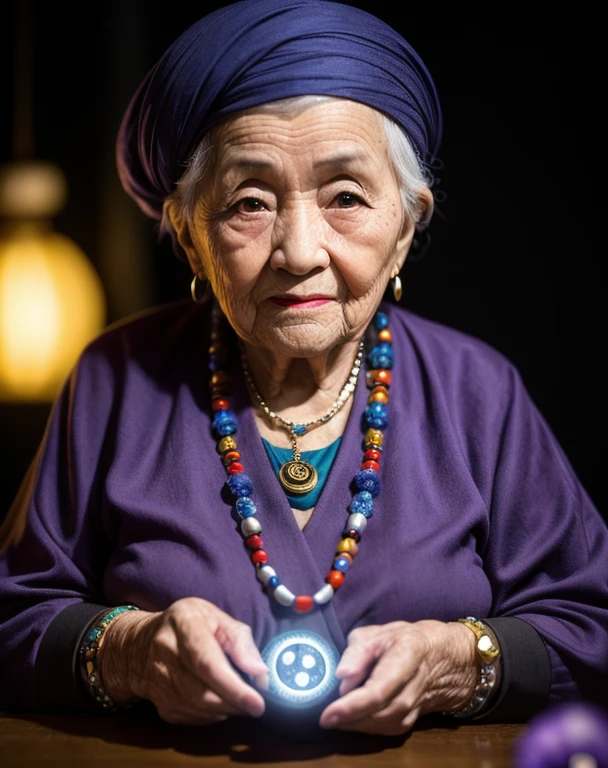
left=270, top=295, right=333, bottom=309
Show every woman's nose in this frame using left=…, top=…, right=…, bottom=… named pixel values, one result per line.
left=270, top=203, right=330, bottom=275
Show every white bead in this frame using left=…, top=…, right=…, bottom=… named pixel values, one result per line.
left=241, top=517, right=261, bottom=536
left=313, top=584, right=335, bottom=605
left=256, top=565, right=277, bottom=585
left=273, top=585, right=295, bottom=606
left=347, top=513, right=367, bottom=533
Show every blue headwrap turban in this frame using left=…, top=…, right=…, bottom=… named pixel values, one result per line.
left=116, top=0, right=443, bottom=222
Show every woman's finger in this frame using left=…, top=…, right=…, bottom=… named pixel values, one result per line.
left=172, top=614, right=266, bottom=716
left=217, top=618, right=268, bottom=678
left=321, top=645, right=417, bottom=727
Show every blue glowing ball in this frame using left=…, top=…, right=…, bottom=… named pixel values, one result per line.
left=260, top=630, right=339, bottom=709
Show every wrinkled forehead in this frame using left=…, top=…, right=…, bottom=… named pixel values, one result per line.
left=207, top=99, right=393, bottom=181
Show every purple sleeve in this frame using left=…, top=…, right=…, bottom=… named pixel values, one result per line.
left=0, top=346, right=118, bottom=710
left=480, top=364, right=608, bottom=706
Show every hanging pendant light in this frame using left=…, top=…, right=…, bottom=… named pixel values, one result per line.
left=0, top=2, right=106, bottom=402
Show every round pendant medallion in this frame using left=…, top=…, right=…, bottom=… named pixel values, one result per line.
left=260, top=630, right=339, bottom=708
left=278, top=460, right=318, bottom=495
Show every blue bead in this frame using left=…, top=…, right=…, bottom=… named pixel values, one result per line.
left=268, top=575, right=280, bottom=588
left=333, top=556, right=350, bottom=572
left=217, top=422, right=237, bottom=435
left=292, top=425, right=306, bottom=436
left=364, top=402, right=388, bottom=429
left=349, top=490, right=374, bottom=516
left=212, top=409, right=238, bottom=435
left=368, top=343, right=394, bottom=369
left=227, top=473, right=254, bottom=497
left=354, top=468, right=381, bottom=497
left=235, top=496, right=257, bottom=518
left=374, top=311, right=389, bottom=330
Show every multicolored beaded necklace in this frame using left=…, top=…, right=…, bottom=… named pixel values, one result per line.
left=208, top=302, right=394, bottom=613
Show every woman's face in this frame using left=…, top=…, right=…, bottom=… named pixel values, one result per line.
left=176, top=99, right=422, bottom=357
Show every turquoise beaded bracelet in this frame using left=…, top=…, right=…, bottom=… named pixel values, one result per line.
left=79, top=605, right=140, bottom=711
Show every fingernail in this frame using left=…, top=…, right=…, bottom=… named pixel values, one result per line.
left=322, top=715, right=339, bottom=728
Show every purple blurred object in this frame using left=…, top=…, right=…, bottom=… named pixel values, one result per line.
left=514, top=702, right=608, bottom=768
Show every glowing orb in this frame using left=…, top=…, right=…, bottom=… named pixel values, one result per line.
left=261, top=630, right=339, bottom=708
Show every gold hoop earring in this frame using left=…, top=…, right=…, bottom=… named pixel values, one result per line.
left=392, top=274, right=403, bottom=302
left=190, top=275, right=208, bottom=304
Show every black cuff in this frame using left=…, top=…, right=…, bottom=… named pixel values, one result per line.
left=474, top=616, right=551, bottom=722
left=35, top=602, right=111, bottom=712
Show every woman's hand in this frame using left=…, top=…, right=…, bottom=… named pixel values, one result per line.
left=97, top=597, right=268, bottom=725
left=319, top=620, right=477, bottom=735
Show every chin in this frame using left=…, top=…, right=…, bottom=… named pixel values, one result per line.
left=256, top=318, right=345, bottom=358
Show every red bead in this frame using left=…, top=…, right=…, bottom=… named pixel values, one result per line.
left=226, top=462, right=244, bottom=474
left=246, top=535, right=263, bottom=550
left=361, top=460, right=380, bottom=472
left=294, top=595, right=314, bottom=613
left=363, top=449, right=381, bottom=462
left=346, top=529, right=361, bottom=542
left=212, top=398, right=230, bottom=411
left=326, top=570, right=345, bottom=589
left=251, top=549, right=268, bottom=565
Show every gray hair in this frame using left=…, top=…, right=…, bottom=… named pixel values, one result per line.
left=161, top=95, right=433, bottom=240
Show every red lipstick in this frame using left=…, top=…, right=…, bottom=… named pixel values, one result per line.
left=270, top=295, right=333, bottom=309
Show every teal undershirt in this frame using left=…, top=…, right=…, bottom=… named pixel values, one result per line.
left=261, top=437, right=342, bottom=510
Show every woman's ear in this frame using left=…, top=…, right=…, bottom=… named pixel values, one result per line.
left=164, top=199, right=204, bottom=276
left=392, top=187, right=434, bottom=275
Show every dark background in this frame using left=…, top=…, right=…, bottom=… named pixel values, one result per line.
left=1, top=3, right=603, bottom=521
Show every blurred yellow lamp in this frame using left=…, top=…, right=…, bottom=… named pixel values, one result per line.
left=0, top=161, right=106, bottom=402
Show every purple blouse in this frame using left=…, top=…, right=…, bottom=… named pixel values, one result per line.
left=1, top=299, right=607, bottom=714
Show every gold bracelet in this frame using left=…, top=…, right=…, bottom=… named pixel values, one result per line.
left=79, top=605, right=140, bottom=711
left=444, top=616, right=501, bottom=719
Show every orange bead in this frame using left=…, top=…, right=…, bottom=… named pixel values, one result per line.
left=326, top=570, right=345, bottom=589
left=337, top=552, right=353, bottom=565
left=294, top=595, right=314, bottom=613
left=378, top=329, right=392, bottom=342
left=212, top=398, right=230, bottom=411
left=369, top=390, right=388, bottom=404
left=374, top=370, right=392, bottom=386
left=370, top=385, right=389, bottom=399
left=337, top=538, right=359, bottom=556
left=222, top=450, right=241, bottom=465
left=226, top=462, right=244, bottom=474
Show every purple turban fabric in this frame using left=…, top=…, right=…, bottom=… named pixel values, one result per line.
left=116, top=0, right=443, bottom=221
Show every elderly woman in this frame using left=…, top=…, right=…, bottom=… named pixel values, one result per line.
left=1, top=0, right=607, bottom=737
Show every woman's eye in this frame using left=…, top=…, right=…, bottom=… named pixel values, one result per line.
left=235, top=197, right=267, bottom=213
left=333, top=192, right=364, bottom=208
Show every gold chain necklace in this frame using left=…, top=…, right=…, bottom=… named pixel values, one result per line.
left=240, top=340, right=365, bottom=496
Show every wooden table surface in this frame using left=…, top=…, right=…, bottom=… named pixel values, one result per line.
left=0, top=711, right=525, bottom=767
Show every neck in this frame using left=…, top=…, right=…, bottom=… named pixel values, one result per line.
left=241, top=336, right=365, bottom=426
